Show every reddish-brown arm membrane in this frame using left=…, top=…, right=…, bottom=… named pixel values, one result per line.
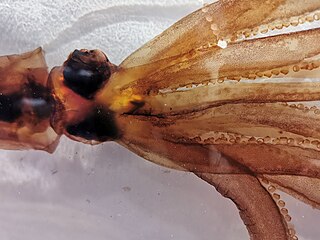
left=94, top=0, right=320, bottom=239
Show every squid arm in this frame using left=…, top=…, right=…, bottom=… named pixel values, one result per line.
left=0, top=1, right=319, bottom=239
left=102, top=1, right=320, bottom=239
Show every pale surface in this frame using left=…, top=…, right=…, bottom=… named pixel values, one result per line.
left=0, top=1, right=318, bottom=240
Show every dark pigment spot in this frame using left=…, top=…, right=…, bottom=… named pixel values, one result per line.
left=0, top=80, right=53, bottom=123
left=66, top=106, right=119, bottom=141
left=22, top=80, right=54, bottom=119
left=0, top=93, right=22, bottom=122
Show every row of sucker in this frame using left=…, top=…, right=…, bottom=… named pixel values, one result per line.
left=155, top=58, right=320, bottom=95
left=259, top=178, right=298, bottom=240
left=199, top=2, right=220, bottom=49
left=156, top=61, right=320, bottom=95
left=200, top=2, right=320, bottom=50
left=216, top=60, right=320, bottom=83
left=281, top=102, right=320, bottom=115
left=184, top=131, right=320, bottom=151
left=234, top=10, right=320, bottom=41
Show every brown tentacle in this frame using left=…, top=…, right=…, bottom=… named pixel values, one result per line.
left=195, top=173, right=290, bottom=240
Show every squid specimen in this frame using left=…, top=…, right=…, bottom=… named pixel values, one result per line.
left=1, top=0, right=320, bottom=239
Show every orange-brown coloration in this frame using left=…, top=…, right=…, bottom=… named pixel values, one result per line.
left=1, top=0, right=320, bottom=239
left=48, top=65, right=96, bottom=140
left=0, top=48, right=59, bottom=152
left=49, top=49, right=118, bottom=144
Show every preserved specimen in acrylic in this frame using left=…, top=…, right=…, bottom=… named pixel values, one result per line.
left=1, top=0, right=320, bottom=239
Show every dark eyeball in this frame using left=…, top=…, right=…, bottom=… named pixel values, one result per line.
left=63, top=49, right=111, bottom=99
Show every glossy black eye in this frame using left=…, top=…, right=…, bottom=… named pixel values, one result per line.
left=63, top=50, right=111, bottom=99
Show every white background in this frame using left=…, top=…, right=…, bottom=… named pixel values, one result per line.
left=0, top=1, right=319, bottom=239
